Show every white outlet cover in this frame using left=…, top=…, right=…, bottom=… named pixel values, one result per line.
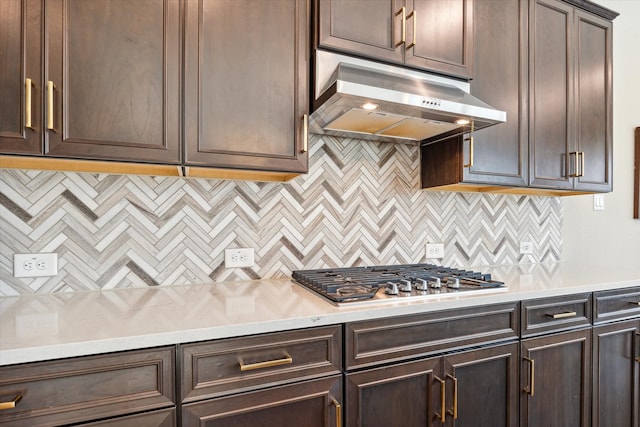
left=224, top=248, right=255, bottom=268
left=14, top=253, right=58, bottom=277
left=520, top=242, right=533, bottom=255
left=425, top=243, right=444, bottom=259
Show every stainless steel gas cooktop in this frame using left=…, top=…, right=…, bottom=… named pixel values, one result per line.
left=292, top=264, right=507, bottom=306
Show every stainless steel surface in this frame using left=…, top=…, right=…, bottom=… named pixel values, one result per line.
left=310, top=51, right=506, bottom=144
left=292, top=264, right=507, bottom=306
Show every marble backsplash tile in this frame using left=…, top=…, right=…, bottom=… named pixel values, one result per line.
left=0, top=135, right=561, bottom=295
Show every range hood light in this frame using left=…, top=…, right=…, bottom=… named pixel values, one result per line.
left=455, top=119, right=470, bottom=125
left=361, top=102, right=379, bottom=110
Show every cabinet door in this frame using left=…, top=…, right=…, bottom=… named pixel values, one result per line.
left=462, top=0, right=527, bottom=187
left=0, top=0, right=42, bottom=154
left=529, top=0, right=574, bottom=189
left=184, top=0, right=308, bottom=173
left=445, top=342, right=519, bottom=427
left=316, top=0, right=404, bottom=65
left=44, top=0, right=181, bottom=163
left=592, top=320, right=640, bottom=427
left=182, top=376, right=342, bottom=427
left=573, top=9, right=612, bottom=192
left=405, top=0, right=473, bottom=79
left=520, top=328, right=592, bottom=427
left=345, top=357, right=442, bottom=426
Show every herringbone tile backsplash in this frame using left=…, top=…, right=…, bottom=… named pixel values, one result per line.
left=0, top=135, right=561, bottom=295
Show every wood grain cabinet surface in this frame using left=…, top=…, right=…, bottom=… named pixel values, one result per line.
left=529, top=0, right=613, bottom=192
left=183, top=0, right=309, bottom=174
left=0, top=0, right=182, bottom=164
left=0, top=346, right=176, bottom=427
left=421, top=0, right=616, bottom=194
left=592, top=286, right=640, bottom=427
left=179, top=325, right=342, bottom=427
left=344, top=303, right=519, bottom=427
left=316, top=0, right=473, bottom=79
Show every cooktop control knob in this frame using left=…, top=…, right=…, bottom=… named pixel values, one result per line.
left=429, top=277, right=441, bottom=289
left=415, top=278, right=429, bottom=291
left=399, top=279, right=412, bottom=292
left=447, top=277, right=461, bottom=289
left=385, top=282, right=399, bottom=295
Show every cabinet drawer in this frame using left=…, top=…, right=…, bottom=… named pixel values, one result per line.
left=180, top=325, right=342, bottom=403
left=593, top=286, right=640, bottom=324
left=0, top=347, right=175, bottom=427
left=345, top=302, right=519, bottom=369
left=522, top=293, right=592, bottom=337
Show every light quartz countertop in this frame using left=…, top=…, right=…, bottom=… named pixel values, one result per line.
left=1, top=261, right=639, bottom=366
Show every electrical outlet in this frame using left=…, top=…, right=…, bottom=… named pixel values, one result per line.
left=14, top=253, right=58, bottom=277
left=224, top=248, right=255, bottom=268
left=425, top=243, right=444, bottom=259
left=593, top=194, right=605, bottom=211
left=520, top=241, right=533, bottom=255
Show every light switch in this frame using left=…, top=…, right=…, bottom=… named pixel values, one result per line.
left=593, top=194, right=605, bottom=211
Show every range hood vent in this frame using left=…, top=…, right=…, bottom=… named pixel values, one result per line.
left=310, top=51, right=506, bottom=144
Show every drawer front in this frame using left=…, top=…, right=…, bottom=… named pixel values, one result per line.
left=0, top=347, right=175, bottom=427
left=594, top=286, right=640, bottom=324
left=345, top=302, right=519, bottom=370
left=180, top=325, right=342, bottom=403
left=522, top=293, right=592, bottom=337
left=182, top=375, right=342, bottom=427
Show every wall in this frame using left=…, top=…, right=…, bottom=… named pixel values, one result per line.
left=0, top=135, right=562, bottom=295
left=562, top=0, right=640, bottom=265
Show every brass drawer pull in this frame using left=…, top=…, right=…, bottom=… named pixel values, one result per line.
left=0, top=394, right=22, bottom=410
left=331, top=397, right=342, bottom=427
left=546, top=311, right=577, bottom=319
left=434, top=375, right=446, bottom=422
left=523, top=357, right=535, bottom=396
left=630, top=301, right=640, bottom=306
left=238, top=352, right=292, bottom=371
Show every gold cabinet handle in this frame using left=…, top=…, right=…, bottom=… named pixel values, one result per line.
left=636, top=332, right=640, bottom=363
left=524, top=357, right=535, bottom=396
left=578, top=151, right=585, bottom=177
left=330, top=397, right=341, bottom=427
left=301, top=114, right=308, bottom=153
left=46, top=81, right=56, bottom=131
left=463, top=122, right=475, bottom=168
left=25, top=78, right=34, bottom=129
left=406, top=10, right=417, bottom=49
left=0, top=394, right=22, bottom=410
left=569, top=151, right=579, bottom=177
left=630, top=301, right=640, bottom=306
left=396, top=7, right=406, bottom=47
left=546, top=311, right=577, bottom=319
left=434, top=375, right=446, bottom=422
left=238, top=352, right=292, bottom=371
left=446, top=374, right=458, bottom=419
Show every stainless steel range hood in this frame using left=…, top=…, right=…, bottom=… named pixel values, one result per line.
left=310, top=51, right=506, bottom=144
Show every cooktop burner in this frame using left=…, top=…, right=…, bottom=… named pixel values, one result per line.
left=292, top=264, right=506, bottom=305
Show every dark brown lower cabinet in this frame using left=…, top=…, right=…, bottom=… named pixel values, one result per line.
left=592, top=319, right=640, bottom=427
left=181, top=375, right=342, bottom=427
left=345, top=342, right=519, bottom=427
left=520, top=328, right=592, bottom=427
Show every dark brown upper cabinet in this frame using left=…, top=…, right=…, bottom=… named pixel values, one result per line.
left=184, top=0, right=309, bottom=174
left=422, top=0, right=615, bottom=195
left=0, top=0, right=43, bottom=155
left=316, top=0, right=473, bottom=79
left=421, top=0, right=528, bottom=190
left=0, top=0, right=182, bottom=164
left=529, top=0, right=613, bottom=192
